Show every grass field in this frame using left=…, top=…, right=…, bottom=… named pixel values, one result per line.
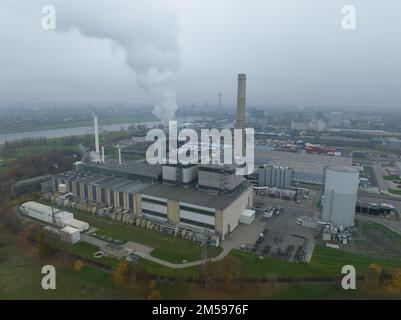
left=0, top=230, right=147, bottom=299
left=389, top=189, right=401, bottom=195
left=383, top=175, right=400, bottom=181
left=0, top=115, right=157, bottom=135
left=66, top=208, right=223, bottom=264
left=219, top=245, right=401, bottom=280
left=3, top=223, right=401, bottom=299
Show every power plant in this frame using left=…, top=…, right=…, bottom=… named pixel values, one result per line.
left=39, top=73, right=254, bottom=245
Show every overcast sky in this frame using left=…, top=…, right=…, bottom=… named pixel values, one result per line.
left=0, top=0, right=400, bottom=110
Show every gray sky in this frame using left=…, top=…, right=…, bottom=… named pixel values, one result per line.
left=0, top=0, right=400, bottom=110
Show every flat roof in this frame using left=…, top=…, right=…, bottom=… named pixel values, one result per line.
left=140, top=183, right=250, bottom=210
left=84, top=160, right=162, bottom=178
left=55, top=171, right=149, bottom=194
left=254, top=148, right=352, bottom=175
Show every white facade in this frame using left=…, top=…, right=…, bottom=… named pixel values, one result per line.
left=162, top=165, right=177, bottom=183
left=322, top=166, right=359, bottom=227
left=179, top=202, right=215, bottom=230
left=240, top=209, right=255, bottom=224
left=221, top=187, right=253, bottom=236
left=19, top=201, right=88, bottom=230
left=181, top=166, right=198, bottom=185
left=20, top=201, right=73, bottom=227
left=60, top=226, right=80, bottom=244
left=64, top=218, right=89, bottom=232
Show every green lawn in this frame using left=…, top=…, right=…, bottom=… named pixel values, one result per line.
left=0, top=231, right=146, bottom=299
left=66, top=208, right=223, bottom=264
left=383, top=175, right=400, bottom=181
left=58, top=241, right=118, bottom=268
left=220, top=245, right=401, bottom=280
left=389, top=189, right=401, bottom=195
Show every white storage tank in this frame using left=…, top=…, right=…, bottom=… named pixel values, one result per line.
left=322, top=166, right=359, bottom=227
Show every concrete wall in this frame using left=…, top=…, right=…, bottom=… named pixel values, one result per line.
left=220, top=186, right=253, bottom=238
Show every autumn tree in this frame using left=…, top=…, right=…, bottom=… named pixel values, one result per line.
left=222, top=256, right=235, bottom=291
left=36, top=231, right=55, bottom=258
left=114, top=261, right=141, bottom=287
left=135, top=265, right=151, bottom=285
left=391, top=269, right=401, bottom=289
left=148, top=289, right=161, bottom=300
left=74, top=259, right=84, bottom=272
left=379, top=269, right=393, bottom=287
left=199, top=259, right=214, bottom=289
left=366, top=263, right=383, bottom=287
left=18, top=224, right=38, bottom=244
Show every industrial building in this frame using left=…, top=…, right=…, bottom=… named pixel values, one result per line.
left=162, top=163, right=198, bottom=188
left=321, top=166, right=359, bottom=227
left=60, top=226, right=80, bottom=244
left=139, top=183, right=253, bottom=239
left=254, top=148, right=352, bottom=185
left=12, top=174, right=52, bottom=196
left=19, top=201, right=89, bottom=233
left=257, top=165, right=294, bottom=189
left=52, top=170, right=149, bottom=214
left=75, top=160, right=162, bottom=183
left=52, top=161, right=253, bottom=241
left=42, top=74, right=255, bottom=243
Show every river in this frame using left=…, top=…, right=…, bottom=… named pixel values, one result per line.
left=0, top=121, right=160, bottom=144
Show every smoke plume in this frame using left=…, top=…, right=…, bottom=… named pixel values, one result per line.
left=55, top=0, right=180, bottom=123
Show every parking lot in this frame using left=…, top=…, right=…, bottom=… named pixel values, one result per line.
left=228, top=204, right=317, bottom=263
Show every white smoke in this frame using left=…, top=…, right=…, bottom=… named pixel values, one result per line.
left=55, top=0, right=180, bottom=123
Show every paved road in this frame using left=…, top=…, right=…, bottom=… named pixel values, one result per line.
left=80, top=233, right=233, bottom=269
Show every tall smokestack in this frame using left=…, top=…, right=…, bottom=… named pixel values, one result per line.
left=101, top=146, right=105, bottom=163
left=235, top=74, right=246, bottom=155
left=93, top=116, right=100, bottom=155
left=118, top=148, right=122, bottom=165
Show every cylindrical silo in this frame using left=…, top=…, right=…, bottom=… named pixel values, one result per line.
left=322, top=166, right=359, bottom=227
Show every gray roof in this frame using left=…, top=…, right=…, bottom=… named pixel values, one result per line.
left=84, top=160, right=162, bottom=178
left=254, top=148, right=352, bottom=175
left=140, top=183, right=250, bottom=210
left=55, top=171, right=149, bottom=194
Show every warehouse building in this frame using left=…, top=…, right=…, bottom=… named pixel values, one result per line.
left=254, top=148, right=352, bottom=185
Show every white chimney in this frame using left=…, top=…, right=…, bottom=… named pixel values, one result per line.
left=101, top=146, right=105, bottom=163
left=94, top=116, right=100, bottom=155
left=118, top=148, right=122, bottom=165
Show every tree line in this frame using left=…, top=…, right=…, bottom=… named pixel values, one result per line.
left=4, top=137, right=48, bottom=150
